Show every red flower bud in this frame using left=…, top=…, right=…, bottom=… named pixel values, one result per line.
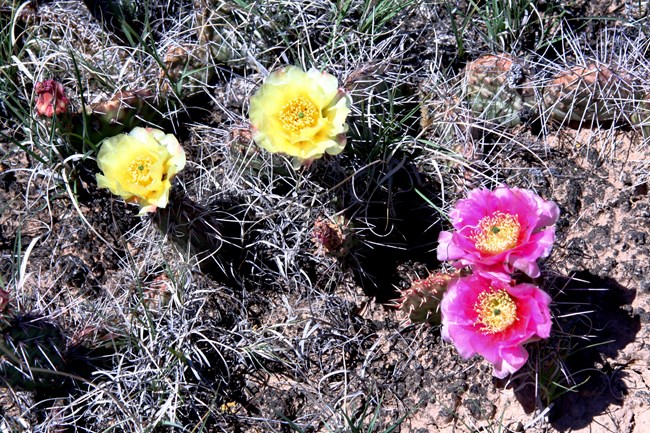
left=35, top=79, right=69, bottom=117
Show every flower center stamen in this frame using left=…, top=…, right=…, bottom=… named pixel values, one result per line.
left=471, top=211, right=521, bottom=255
left=127, top=156, right=154, bottom=187
left=278, top=96, right=319, bottom=135
left=474, top=289, right=518, bottom=334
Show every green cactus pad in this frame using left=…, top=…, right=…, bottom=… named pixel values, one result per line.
left=465, top=54, right=536, bottom=128
left=0, top=315, right=68, bottom=391
left=543, top=64, right=635, bottom=125
left=397, top=273, right=456, bottom=325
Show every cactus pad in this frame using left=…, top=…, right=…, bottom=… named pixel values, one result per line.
left=543, top=64, right=634, bottom=124
left=0, top=315, right=68, bottom=391
left=465, top=54, right=536, bottom=127
left=397, top=272, right=457, bottom=325
left=631, top=92, right=650, bottom=138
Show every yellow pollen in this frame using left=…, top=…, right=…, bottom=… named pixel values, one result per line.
left=127, top=156, right=154, bottom=187
left=474, top=289, right=518, bottom=334
left=278, top=96, right=319, bottom=135
left=471, top=211, right=521, bottom=255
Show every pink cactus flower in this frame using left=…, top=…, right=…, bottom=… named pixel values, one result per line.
left=441, top=274, right=552, bottom=378
left=437, top=186, right=560, bottom=280
left=34, top=79, right=69, bottom=117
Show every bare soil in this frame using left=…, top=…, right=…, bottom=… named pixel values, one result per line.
left=0, top=0, right=649, bottom=432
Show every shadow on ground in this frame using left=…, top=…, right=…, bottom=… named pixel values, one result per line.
left=510, top=271, right=640, bottom=430
left=341, top=154, right=443, bottom=303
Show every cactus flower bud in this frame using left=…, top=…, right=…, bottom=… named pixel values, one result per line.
left=34, top=79, right=69, bottom=117
left=312, top=216, right=351, bottom=256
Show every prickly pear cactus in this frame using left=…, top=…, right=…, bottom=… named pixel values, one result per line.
left=160, top=45, right=215, bottom=97
left=226, top=120, right=295, bottom=179
left=464, top=54, right=536, bottom=127
left=397, top=272, right=456, bottom=325
left=83, top=0, right=141, bottom=42
left=153, top=189, right=250, bottom=283
left=543, top=64, right=634, bottom=124
left=86, top=90, right=158, bottom=133
left=194, top=0, right=246, bottom=65
left=0, top=315, right=68, bottom=391
left=226, top=124, right=282, bottom=177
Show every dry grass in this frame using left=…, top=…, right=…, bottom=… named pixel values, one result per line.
left=0, top=0, right=648, bottom=431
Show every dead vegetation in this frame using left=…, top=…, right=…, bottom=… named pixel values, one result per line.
left=0, top=0, right=648, bottom=431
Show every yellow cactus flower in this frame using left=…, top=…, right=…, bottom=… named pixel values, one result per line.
left=249, top=66, right=352, bottom=166
left=95, top=127, right=186, bottom=215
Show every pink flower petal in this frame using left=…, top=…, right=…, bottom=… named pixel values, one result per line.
left=437, top=231, right=467, bottom=261
left=493, top=345, right=529, bottom=378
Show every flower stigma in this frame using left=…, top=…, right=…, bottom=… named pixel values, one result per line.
left=278, top=96, right=319, bottom=135
left=473, top=289, right=518, bottom=334
left=471, top=211, right=521, bottom=255
left=127, top=156, right=154, bottom=187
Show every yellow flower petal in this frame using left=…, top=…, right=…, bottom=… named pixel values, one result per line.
left=95, top=127, right=186, bottom=214
left=249, top=66, right=352, bottom=166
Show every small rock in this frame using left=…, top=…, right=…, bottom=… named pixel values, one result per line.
left=627, top=230, right=646, bottom=246
left=620, top=200, right=632, bottom=212
left=621, top=172, right=633, bottom=185
left=635, top=202, right=650, bottom=217
left=435, top=406, right=455, bottom=424
left=634, top=308, right=650, bottom=323
left=640, top=278, right=650, bottom=293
